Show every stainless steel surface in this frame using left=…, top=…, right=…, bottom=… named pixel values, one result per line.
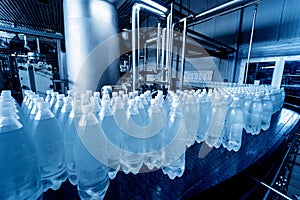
left=64, top=0, right=120, bottom=91
left=244, top=4, right=258, bottom=84
left=131, top=1, right=168, bottom=91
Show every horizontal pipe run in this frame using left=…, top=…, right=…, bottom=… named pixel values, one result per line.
left=188, top=0, right=263, bottom=27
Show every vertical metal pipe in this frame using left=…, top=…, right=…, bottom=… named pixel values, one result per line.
left=244, top=4, right=258, bottom=84
left=56, top=39, right=66, bottom=94
left=132, top=5, right=139, bottom=91
left=161, top=28, right=166, bottom=69
left=36, top=37, right=40, bottom=53
left=156, top=22, right=161, bottom=71
left=178, top=17, right=187, bottom=90
left=131, top=2, right=167, bottom=91
left=161, top=28, right=166, bottom=83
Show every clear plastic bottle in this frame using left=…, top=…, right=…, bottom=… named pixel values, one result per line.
left=49, top=91, right=59, bottom=112
left=91, top=96, right=101, bottom=119
left=64, top=100, right=82, bottom=185
left=182, top=94, right=198, bottom=147
left=30, top=101, right=67, bottom=191
left=135, top=96, right=149, bottom=125
left=223, top=97, right=244, bottom=151
left=243, top=92, right=253, bottom=133
left=57, top=96, right=73, bottom=132
left=143, top=99, right=164, bottom=170
left=75, top=104, right=110, bottom=200
left=162, top=98, right=186, bottom=179
left=196, top=91, right=211, bottom=143
left=205, top=93, right=227, bottom=148
left=26, top=97, right=44, bottom=130
left=215, top=94, right=232, bottom=149
left=261, top=92, right=273, bottom=131
left=27, top=94, right=39, bottom=116
left=45, top=89, right=53, bottom=104
left=53, top=94, right=65, bottom=118
left=99, top=99, right=121, bottom=179
left=121, top=99, right=144, bottom=174
left=0, top=102, right=43, bottom=200
left=245, top=93, right=263, bottom=135
left=21, top=90, right=33, bottom=113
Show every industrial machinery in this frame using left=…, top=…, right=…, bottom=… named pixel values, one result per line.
left=17, top=52, right=53, bottom=97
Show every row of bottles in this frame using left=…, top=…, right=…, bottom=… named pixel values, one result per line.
left=0, top=83, right=285, bottom=199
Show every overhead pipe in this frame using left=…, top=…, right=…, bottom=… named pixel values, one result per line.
left=131, top=1, right=168, bottom=91
left=188, top=0, right=263, bottom=27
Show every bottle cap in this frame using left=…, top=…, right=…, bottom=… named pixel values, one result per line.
left=93, top=91, right=100, bottom=97
left=112, top=92, right=118, bottom=97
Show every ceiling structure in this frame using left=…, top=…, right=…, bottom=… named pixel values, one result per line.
left=0, top=0, right=64, bottom=35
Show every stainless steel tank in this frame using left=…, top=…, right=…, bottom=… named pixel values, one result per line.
left=64, top=0, right=120, bottom=91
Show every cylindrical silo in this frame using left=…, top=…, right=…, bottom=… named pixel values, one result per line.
left=64, top=0, right=120, bottom=91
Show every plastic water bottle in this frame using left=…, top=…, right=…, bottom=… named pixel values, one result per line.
left=53, top=94, right=65, bottom=118
left=27, top=94, right=39, bottom=116
left=162, top=98, right=186, bottom=179
left=135, top=96, right=149, bottom=125
left=205, top=93, right=227, bottom=148
left=75, top=104, right=110, bottom=200
left=245, top=93, right=263, bottom=135
left=91, top=96, right=101, bottom=118
left=21, top=90, right=33, bottom=112
left=182, top=94, right=198, bottom=147
left=64, top=100, right=82, bottom=185
left=215, top=94, right=232, bottom=149
left=30, top=101, right=67, bottom=191
left=121, top=99, right=144, bottom=174
left=45, top=89, right=53, bottom=104
left=196, top=91, right=212, bottom=143
left=22, top=92, right=35, bottom=115
left=49, top=91, right=58, bottom=112
left=100, top=99, right=121, bottom=179
left=269, top=90, right=277, bottom=114
left=223, top=97, right=244, bottom=151
left=26, top=97, right=44, bottom=129
left=0, top=102, right=43, bottom=200
left=57, top=96, right=73, bottom=132
left=143, top=99, right=164, bottom=170
left=243, top=92, right=253, bottom=133
left=261, top=92, right=273, bottom=131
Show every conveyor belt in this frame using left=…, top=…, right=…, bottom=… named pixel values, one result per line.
left=43, top=108, right=300, bottom=200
